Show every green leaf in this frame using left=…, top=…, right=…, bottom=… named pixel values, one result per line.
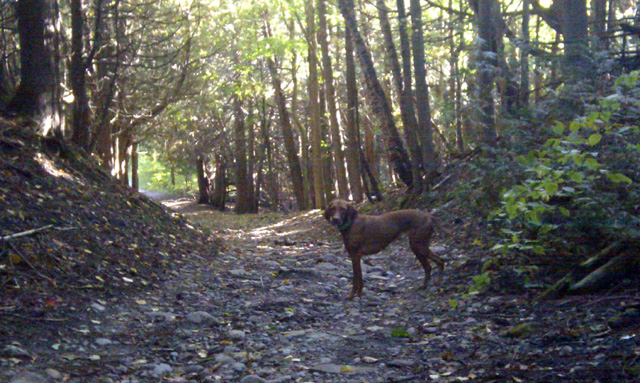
left=587, top=133, right=602, bottom=146
left=584, top=157, right=601, bottom=170
left=391, top=328, right=409, bottom=338
left=607, top=173, right=633, bottom=184
left=559, top=207, right=570, bottom=217
left=552, top=122, right=565, bottom=135
left=568, top=171, right=584, bottom=183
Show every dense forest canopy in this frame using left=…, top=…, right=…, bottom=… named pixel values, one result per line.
left=2, top=0, right=640, bottom=219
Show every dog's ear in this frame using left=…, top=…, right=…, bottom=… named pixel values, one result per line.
left=345, top=203, right=358, bottom=223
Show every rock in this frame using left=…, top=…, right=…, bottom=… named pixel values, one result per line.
left=229, top=329, right=245, bottom=340
left=95, top=338, right=113, bottom=346
left=186, top=311, right=216, bottom=324
left=44, top=369, right=62, bottom=380
left=8, top=372, right=51, bottom=383
left=91, top=303, right=106, bottom=312
left=3, top=345, right=30, bottom=358
left=151, top=363, right=172, bottom=377
left=229, top=269, right=249, bottom=277
left=214, top=353, right=236, bottom=364
left=240, top=375, right=267, bottom=383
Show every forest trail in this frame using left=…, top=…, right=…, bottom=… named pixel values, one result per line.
left=4, top=195, right=639, bottom=383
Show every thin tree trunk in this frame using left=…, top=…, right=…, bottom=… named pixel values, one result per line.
left=379, top=0, right=421, bottom=190
left=337, top=0, right=413, bottom=187
left=521, top=0, right=530, bottom=107
left=475, top=0, right=497, bottom=146
left=318, top=0, right=349, bottom=200
left=234, top=96, right=253, bottom=214
left=343, top=25, right=363, bottom=202
left=307, top=1, right=325, bottom=209
left=196, top=156, right=209, bottom=204
left=264, top=21, right=307, bottom=210
left=70, top=0, right=91, bottom=150
left=410, top=0, right=438, bottom=184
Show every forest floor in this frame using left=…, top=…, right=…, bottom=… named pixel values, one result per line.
left=1, top=126, right=640, bottom=383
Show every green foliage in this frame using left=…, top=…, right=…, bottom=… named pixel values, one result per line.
left=138, top=151, right=197, bottom=194
left=492, top=72, right=640, bottom=255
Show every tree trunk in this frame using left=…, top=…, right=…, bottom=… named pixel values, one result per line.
left=196, top=156, right=209, bottom=204
left=378, top=0, right=421, bottom=190
left=264, top=21, right=307, bottom=210
left=343, top=25, right=364, bottom=203
left=410, top=0, right=438, bottom=183
left=210, top=155, right=227, bottom=211
left=70, top=0, right=91, bottom=150
left=318, top=0, right=349, bottom=200
left=6, top=0, right=58, bottom=135
left=337, top=0, right=413, bottom=187
left=474, top=0, right=497, bottom=146
left=307, top=1, right=326, bottom=209
left=131, top=142, right=139, bottom=192
left=521, top=0, right=530, bottom=107
left=234, top=96, right=253, bottom=214
left=558, top=0, right=593, bottom=83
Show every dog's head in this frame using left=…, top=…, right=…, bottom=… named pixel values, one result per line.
left=324, top=199, right=358, bottom=230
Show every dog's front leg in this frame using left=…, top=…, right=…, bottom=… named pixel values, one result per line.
left=347, top=254, right=363, bottom=300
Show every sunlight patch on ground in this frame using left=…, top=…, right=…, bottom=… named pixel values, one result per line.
left=35, top=153, right=83, bottom=184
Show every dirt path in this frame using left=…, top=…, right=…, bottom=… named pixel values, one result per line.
left=4, top=199, right=639, bottom=383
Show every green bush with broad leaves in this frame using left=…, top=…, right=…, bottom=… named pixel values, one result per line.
left=492, top=72, right=639, bottom=255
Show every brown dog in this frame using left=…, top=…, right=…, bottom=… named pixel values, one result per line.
left=324, top=199, right=444, bottom=299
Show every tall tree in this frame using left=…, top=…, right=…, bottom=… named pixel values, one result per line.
left=378, top=0, right=421, bottom=189
left=5, top=0, right=57, bottom=135
left=264, top=20, right=307, bottom=210
left=410, top=0, right=438, bottom=183
left=473, top=0, right=498, bottom=146
left=307, top=0, right=325, bottom=209
left=318, top=0, right=349, bottom=200
left=337, top=0, right=413, bottom=187
left=343, top=25, right=364, bottom=202
left=234, top=95, right=254, bottom=214
left=69, top=0, right=90, bottom=149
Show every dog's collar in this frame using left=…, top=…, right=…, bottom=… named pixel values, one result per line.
left=337, top=221, right=352, bottom=231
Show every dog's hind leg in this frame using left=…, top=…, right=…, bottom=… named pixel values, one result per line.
left=409, top=237, right=433, bottom=290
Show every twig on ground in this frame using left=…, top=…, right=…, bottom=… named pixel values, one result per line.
left=1, top=224, right=54, bottom=241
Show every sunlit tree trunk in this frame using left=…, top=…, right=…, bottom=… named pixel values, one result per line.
left=6, top=0, right=58, bottom=135
left=234, top=96, right=254, bottom=214
left=378, top=0, right=421, bottom=190
left=307, top=0, right=325, bottom=209
left=264, top=21, right=307, bottom=210
left=196, top=156, right=209, bottom=204
left=410, top=0, right=438, bottom=184
left=337, top=0, right=413, bottom=187
left=318, top=0, right=349, bottom=200
left=344, top=25, right=363, bottom=202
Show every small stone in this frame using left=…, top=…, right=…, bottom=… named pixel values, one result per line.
left=239, top=376, right=267, bottom=383
left=91, top=303, right=106, bottom=312
left=186, top=311, right=215, bottom=324
left=95, top=338, right=113, bottom=346
left=152, top=363, right=172, bottom=377
left=44, top=369, right=62, bottom=380
left=214, top=353, right=235, bottom=364
left=363, top=356, right=378, bottom=363
left=229, top=329, right=245, bottom=340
